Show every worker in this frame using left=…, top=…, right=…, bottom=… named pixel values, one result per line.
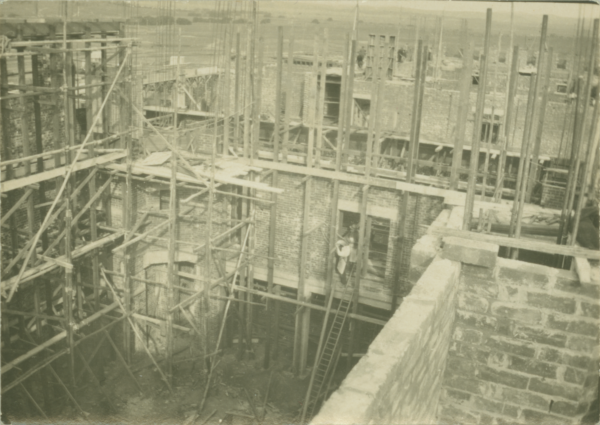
left=357, top=46, right=366, bottom=69
left=336, top=237, right=357, bottom=285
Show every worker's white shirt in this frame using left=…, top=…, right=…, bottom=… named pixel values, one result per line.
left=336, top=244, right=351, bottom=275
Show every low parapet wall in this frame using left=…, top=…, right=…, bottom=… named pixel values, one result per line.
left=311, top=255, right=460, bottom=424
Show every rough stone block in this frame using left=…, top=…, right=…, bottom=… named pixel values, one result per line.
left=490, top=302, right=543, bottom=325
left=511, top=325, right=568, bottom=348
left=458, top=292, right=490, bottom=314
left=478, top=366, right=529, bottom=389
left=437, top=404, right=480, bottom=425
left=527, top=292, right=576, bottom=314
left=522, top=409, right=572, bottom=423
left=547, top=315, right=599, bottom=338
left=462, top=263, right=496, bottom=280
left=442, top=374, right=482, bottom=395
left=580, top=301, right=600, bottom=319
left=471, top=396, right=505, bottom=416
left=443, top=388, right=472, bottom=402
left=441, top=236, right=498, bottom=268
left=501, top=389, right=549, bottom=411
left=555, top=277, right=600, bottom=300
left=551, top=400, right=581, bottom=417
left=497, top=259, right=551, bottom=289
left=486, top=337, right=536, bottom=358
left=456, top=311, right=497, bottom=332
left=508, top=356, right=557, bottom=379
left=528, top=378, right=581, bottom=401
left=566, top=335, right=598, bottom=353
left=564, top=367, right=587, bottom=385
left=453, top=327, right=483, bottom=345
left=461, top=274, right=499, bottom=298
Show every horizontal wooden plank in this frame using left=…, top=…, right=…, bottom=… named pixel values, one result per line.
left=1, top=151, right=127, bottom=192
left=1, top=231, right=124, bottom=295
left=105, top=162, right=283, bottom=194
left=429, top=227, right=600, bottom=260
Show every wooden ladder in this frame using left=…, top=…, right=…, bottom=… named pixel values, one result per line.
left=302, top=278, right=356, bottom=421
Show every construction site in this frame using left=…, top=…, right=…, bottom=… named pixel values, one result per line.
left=0, top=1, right=599, bottom=424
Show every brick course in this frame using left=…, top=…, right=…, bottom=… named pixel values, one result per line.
left=438, top=256, right=600, bottom=425
left=312, top=256, right=460, bottom=425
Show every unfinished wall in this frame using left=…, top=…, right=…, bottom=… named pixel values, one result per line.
left=438, top=250, right=599, bottom=424
left=251, top=172, right=444, bottom=308
left=311, top=255, right=460, bottom=424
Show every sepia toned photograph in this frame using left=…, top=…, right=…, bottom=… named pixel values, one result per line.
left=0, top=0, right=599, bottom=424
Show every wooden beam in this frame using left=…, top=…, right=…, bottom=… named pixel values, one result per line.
left=0, top=187, right=34, bottom=226
left=428, top=227, right=600, bottom=260
left=2, top=151, right=126, bottom=192
left=232, top=285, right=385, bottom=326
left=105, top=162, right=283, bottom=194
left=233, top=157, right=450, bottom=197
left=1, top=231, right=124, bottom=294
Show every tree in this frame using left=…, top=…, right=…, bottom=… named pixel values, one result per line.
left=311, top=19, right=319, bottom=24
left=176, top=18, right=192, bottom=25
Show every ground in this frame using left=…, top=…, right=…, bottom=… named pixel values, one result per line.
left=7, top=342, right=310, bottom=425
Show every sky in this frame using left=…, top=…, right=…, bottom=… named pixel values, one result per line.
left=395, top=0, right=599, bottom=19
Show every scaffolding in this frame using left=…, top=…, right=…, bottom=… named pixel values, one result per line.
left=1, top=2, right=599, bottom=423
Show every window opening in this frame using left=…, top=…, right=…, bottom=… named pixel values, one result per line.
left=353, top=96, right=371, bottom=128
left=366, top=217, right=390, bottom=280
left=323, top=75, right=341, bottom=124
left=338, top=211, right=390, bottom=281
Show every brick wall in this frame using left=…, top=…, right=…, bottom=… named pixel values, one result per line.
left=282, top=68, right=591, bottom=160
left=438, top=257, right=599, bottom=425
left=311, top=255, right=460, bottom=424
left=252, top=171, right=444, bottom=306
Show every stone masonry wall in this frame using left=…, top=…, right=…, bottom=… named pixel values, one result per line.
left=252, top=172, right=444, bottom=306
left=311, top=255, right=460, bottom=424
left=438, top=256, right=600, bottom=424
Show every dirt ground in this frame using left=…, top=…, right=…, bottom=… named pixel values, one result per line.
left=10, top=342, right=310, bottom=425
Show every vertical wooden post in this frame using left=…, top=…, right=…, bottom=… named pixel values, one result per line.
left=463, top=8, right=492, bottom=230
left=559, top=19, right=599, bottom=247
left=64, top=209, right=76, bottom=387
left=413, top=17, right=420, bottom=78
left=509, top=73, right=538, bottom=238
left=343, top=40, right=357, bottom=167
left=282, top=33, right=294, bottom=163
left=31, top=47, right=52, bottom=412
left=264, top=27, right=284, bottom=369
left=372, top=37, right=386, bottom=170
left=119, top=32, right=135, bottom=363
left=407, top=41, right=424, bottom=181
left=450, top=40, right=473, bottom=190
left=307, top=34, right=319, bottom=167
left=315, top=30, right=328, bottom=167
left=223, top=26, right=232, bottom=156
left=294, top=175, right=312, bottom=377
left=1, top=50, right=19, bottom=256
left=511, top=16, right=549, bottom=251
left=243, top=26, right=252, bottom=159
left=100, top=31, right=110, bottom=137
left=251, top=37, right=264, bottom=160
left=365, top=40, right=380, bottom=177
left=526, top=47, right=554, bottom=202
left=346, top=184, right=368, bottom=371
left=245, top=174, right=257, bottom=359
left=495, top=46, right=519, bottom=199
left=234, top=30, right=241, bottom=151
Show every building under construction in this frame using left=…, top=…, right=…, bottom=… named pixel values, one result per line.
left=1, top=1, right=599, bottom=424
